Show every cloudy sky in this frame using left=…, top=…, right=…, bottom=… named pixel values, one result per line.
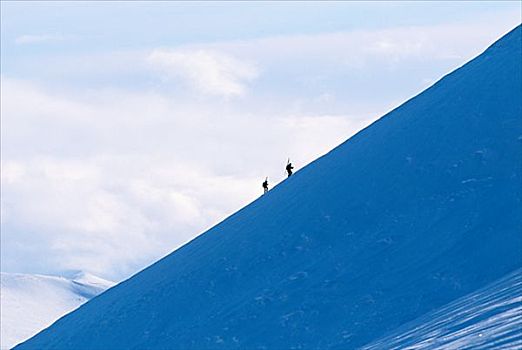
left=1, top=1, right=520, bottom=281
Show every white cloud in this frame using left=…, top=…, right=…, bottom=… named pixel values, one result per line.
left=0, top=155, right=247, bottom=279
left=196, top=20, right=519, bottom=69
left=148, top=49, right=259, bottom=97
left=1, top=162, right=26, bottom=185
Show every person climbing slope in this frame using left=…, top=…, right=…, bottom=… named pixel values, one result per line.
left=262, top=177, right=269, bottom=194
left=286, top=159, right=294, bottom=177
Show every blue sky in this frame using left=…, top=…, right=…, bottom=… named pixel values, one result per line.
left=2, top=2, right=520, bottom=49
left=1, top=1, right=521, bottom=281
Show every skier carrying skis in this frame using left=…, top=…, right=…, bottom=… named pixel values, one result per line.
left=262, top=177, right=269, bottom=194
left=286, top=159, right=294, bottom=178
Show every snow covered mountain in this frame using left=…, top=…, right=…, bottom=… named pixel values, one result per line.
left=15, top=26, right=522, bottom=350
left=0, top=272, right=114, bottom=350
left=361, top=268, right=522, bottom=350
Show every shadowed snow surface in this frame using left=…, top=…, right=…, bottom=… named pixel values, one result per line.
left=15, top=26, right=522, bottom=350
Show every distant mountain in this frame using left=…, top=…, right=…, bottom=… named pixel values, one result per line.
left=16, top=25, right=522, bottom=349
left=0, top=272, right=114, bottom=349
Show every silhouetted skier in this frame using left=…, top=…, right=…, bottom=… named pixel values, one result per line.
left=286, top=160, right=294, bottom=177
left=262, top=177, right=269, bottom=194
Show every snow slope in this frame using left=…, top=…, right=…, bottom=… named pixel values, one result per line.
left=16, top=26, right=522, bottom=350
left=0, top=272, right=114, bottom=350
left=361, top=268, right=522, bottom=350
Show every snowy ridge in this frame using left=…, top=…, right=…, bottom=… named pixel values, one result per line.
left=15, top=25, right=522, bottom=350
left=360, top=268, right=522, bottom=350
left=67, top=271, right=114, bottom=299
left=0, top=272, right=114, bottom=350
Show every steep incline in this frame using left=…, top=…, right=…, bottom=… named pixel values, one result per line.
left=361, top=269, right=522, bottom=350
left=17, top=26, right=522, bottom=350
